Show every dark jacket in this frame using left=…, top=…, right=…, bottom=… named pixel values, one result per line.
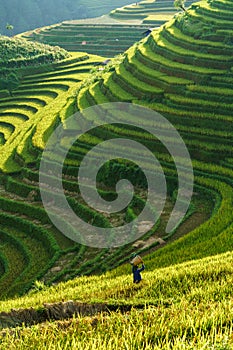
left=132, top=264, right=145, bottom=283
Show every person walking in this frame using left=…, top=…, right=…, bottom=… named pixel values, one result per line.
left=132, top=261, right=145, bottom=283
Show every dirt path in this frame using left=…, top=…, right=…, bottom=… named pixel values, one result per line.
left=0, top=300, right=148, bottom=332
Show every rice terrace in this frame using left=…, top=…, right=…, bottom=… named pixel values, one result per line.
left=0, top=0, right=233, bottom=348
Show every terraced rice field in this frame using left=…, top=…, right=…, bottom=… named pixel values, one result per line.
left=0, top=0, right=232, bottom=301
left=0, top=1, right=233, bottom=348
left=20, top=0, right=197, bottom=58
left=22, top=23, right=152, bottom=57
left=110, top=0, right=195, bottom=24
left=75, top=0, right=233, bottom=267
left=0, top=49, right=206, bottom=299
left=0, top=52, right=112, bottom=298
left=0, top=52, right=104, bottom=172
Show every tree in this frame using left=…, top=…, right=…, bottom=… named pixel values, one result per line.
left=174, top=0, right=186, bottom=12
left=0, top=71, right=20, bottom=94
left=5, top=23, right=14, bottom=35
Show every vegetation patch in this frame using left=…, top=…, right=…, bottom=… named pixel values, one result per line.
left=0, top=3, right=232, bottom=349
left=0, top=36, right=69, bottom=68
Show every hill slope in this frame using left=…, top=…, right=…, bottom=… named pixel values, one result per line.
left=0, top=0, right=232, bottom=302
left=0, top=0, right=133, bottom=36
left=20, top=0, right=196, bottom=58
left=75, top=0, right=233, bottom=266
left=21, top=22, right=151, bottom=57
left=0, top=1, right=232, bottom=348
left=0, top=36, right=69, bottom=67
left=0, top=250, right=233, bottom=348
left=0, top=36, right=70, bottom=93
left=110, top=0, right=195, bottom=24
left=0, top=48, right=202, bottom=299
left=0, top=1, right=212, bottom=300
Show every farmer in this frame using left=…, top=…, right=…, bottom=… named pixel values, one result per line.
left=132, top=261, right=145, bottom=283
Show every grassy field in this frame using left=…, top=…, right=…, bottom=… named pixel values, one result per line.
left=1, top=251, right=233, bottom=348
left=0, top=0, right=232, bottom=347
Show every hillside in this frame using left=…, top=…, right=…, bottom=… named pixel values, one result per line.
left=0, top=0, right=133, bottom=36
left=0, top=0, right=232, bottom=348
left=110, top=0, right=195, bottom=25
left=75, top=0, right=233, bottom=267
left=0, top=46, right=204, bottom=299
left=20, top=0, right=196, bottom=57
left=0, top=36, right=69, bottom=67
left=0, top=36, right=70, bottom=98
left=0, top=0, right=214, bottom=301
left=0, top=251, right=233, bottom=348
left=0, top=0, right=231, bottom=299
left=0, top=54, right=213, bottom=300
left=21, top=23, right=151, bottom=57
